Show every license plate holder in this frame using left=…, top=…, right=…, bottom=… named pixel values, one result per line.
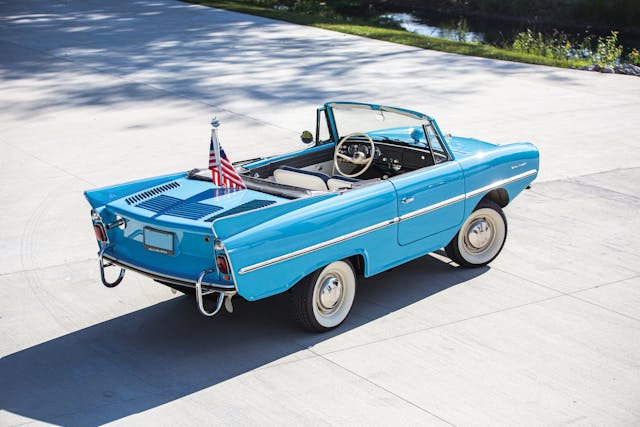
left=143, top=227, right=174, bottom=255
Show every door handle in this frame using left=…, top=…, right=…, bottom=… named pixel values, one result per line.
left=401, top=196, right=415, bottom=204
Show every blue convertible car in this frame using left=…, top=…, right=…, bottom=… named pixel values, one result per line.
left=85, top=102, right=538, bottom=331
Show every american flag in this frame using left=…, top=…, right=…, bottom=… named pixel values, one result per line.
left=209, top=139, right=246, bottom=189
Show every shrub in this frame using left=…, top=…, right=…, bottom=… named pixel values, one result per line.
left=512, top=29, right=574, bottom=61
left=594, top=31, right=623, bottom=67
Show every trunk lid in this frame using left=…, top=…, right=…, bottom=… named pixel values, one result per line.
left=106, top=177, right=286, bottom=230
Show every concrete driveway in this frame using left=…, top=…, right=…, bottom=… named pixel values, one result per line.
left=1, top=1, right=639, bottom=425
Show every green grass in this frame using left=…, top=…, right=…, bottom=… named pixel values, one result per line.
left=187, top=0, right=590, bottom=69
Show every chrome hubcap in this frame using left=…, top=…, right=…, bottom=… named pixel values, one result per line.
left=318, top=275, right=343, bottom=311
left=467, top=219, right=492, bottom=250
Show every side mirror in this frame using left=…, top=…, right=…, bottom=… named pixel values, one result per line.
left=410, top=128, right=422, bottom=143
left=300, top=130, right=314, bottom=145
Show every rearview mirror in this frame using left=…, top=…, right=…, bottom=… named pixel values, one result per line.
left=300, top=130, right=314, bottom=144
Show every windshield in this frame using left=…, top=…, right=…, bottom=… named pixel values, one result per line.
left=329, top=103, right=429, bottom=146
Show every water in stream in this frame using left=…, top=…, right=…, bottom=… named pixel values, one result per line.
left=382, top=10, right=640, bottom=56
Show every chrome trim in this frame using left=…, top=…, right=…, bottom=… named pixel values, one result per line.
left=238, top=218, right=398, bottom=274
left=99, top=247, right=125, bottom=288
left=91, top=209, right=110, bottom=245
left=223, top=246, right=241, bottom=289
left=195, top=269, right=227, bottom=317
left=237, top=169, right=537, bottom=275
left=106, top=217, right=126, bottom=230
left=102, top=253, right=236, bottom=291
left=399, top=194, right=465, bottom=221
left=401, top=196, right=415, bottom=204
left=465, top=169, right=537, bottom=199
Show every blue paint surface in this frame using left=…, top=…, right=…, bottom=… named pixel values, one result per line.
left=84, top=102, right=539, bottom=300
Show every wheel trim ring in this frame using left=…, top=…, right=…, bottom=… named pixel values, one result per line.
left=457, top=208, right=505, bottom=264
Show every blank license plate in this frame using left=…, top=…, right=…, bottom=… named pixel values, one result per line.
left=143, top=227, right=174, bottom=255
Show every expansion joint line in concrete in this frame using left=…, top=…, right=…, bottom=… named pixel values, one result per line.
left=307, top=347, right=458, bottom=427
left=491, top=268, right=640, bottom=323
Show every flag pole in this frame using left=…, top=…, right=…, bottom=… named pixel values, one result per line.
left=211, top=116, right=224, bottom=187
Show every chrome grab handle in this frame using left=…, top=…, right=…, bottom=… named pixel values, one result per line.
left=99, top=247, right=125, bottom=288
left=401, top=196, right=415, bottom=204
left=195, top=268, right=225, bottom=317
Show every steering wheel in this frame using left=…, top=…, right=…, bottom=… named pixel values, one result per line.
left=334, top=132, right=375, bottom=178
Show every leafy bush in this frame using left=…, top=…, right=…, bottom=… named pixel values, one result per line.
left=512, top=29, right=575, bottom=61
left=513, top=29, right=624, bottom=66
left=594, top=31, right=623, bottom=67
left=629, top=49, right=640, bottom=65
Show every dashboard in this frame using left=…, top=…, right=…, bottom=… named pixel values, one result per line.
left=340, top=141, right=435, bottom=173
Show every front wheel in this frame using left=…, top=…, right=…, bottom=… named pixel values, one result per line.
left=445, top=199, right=508, bottom=267
left=291, top=260, right=356, bottom=332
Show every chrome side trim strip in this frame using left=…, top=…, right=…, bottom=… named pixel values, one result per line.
left=103, top=254, right=236, bottom=291
left=238, top=168, right=537, bottom=275
left=465, top=169, right=537, bottom=199
left=238, top=218, right=398, bottom=275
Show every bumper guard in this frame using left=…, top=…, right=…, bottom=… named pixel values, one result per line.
left=98, top=250, right=236, bottom=316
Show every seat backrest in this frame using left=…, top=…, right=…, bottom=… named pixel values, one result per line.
left=273, top=167, right=329, bottom=191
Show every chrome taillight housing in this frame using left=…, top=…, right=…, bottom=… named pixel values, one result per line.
left=91, top=209, right=109, bottom=245
left=93, top=223, right=108, bottom=243
left=216, top=255, right=230, bottom=275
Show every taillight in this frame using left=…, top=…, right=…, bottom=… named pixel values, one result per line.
left=216, top=255, right=230, bottom=275
left=93, top=224, right=107, bottom=243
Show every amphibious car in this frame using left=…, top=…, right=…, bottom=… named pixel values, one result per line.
left=85, top=102, right=539, bottom=331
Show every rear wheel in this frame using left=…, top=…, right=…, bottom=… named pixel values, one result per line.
left=291, top=260, right=356, bottom=332
left=445, top=199, right=507, bottom=267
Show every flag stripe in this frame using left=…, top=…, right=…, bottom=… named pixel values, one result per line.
left=208, top=137, right=246, bottom=190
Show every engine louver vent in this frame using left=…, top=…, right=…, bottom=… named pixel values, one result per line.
left=136, top=195, right=223, bottom=220
left=136, top=195, right=181, bottom=212
left=125, top=181, right=181, bottom=205
left=205, top=199, right=276, bottom=222
left=164, top=203, right=223, bottom=220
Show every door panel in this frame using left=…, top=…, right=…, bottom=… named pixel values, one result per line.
left=391, top=162, right=465, bottom=246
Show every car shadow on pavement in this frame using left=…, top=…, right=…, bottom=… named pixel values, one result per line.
left=1, top=253, right=487, bottom=426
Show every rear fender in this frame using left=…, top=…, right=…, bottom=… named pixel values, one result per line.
left=84, top=171, right=188, bottom=208
left=223, top=181, right=397, bottom=301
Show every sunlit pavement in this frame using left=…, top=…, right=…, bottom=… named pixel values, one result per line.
left=1, top=1, right=639, bottom=425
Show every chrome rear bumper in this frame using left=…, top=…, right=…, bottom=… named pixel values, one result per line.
left=99, top=252, right=236, bottom=317
left=101, top=253, right=235, bottom=292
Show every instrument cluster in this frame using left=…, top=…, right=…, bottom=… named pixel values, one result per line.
left=340, top=142, right=405, bottom=172
left=345, top=143, right=382, bottom=159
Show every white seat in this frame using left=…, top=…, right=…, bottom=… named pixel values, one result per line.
left=273, top=168, right=328, bottom=191
left=327, top=178, right=355, bottom=191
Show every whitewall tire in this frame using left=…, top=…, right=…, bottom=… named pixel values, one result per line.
left=445, top=199, right=507, bottom=267
left=291, top=260, right=356, bottom=332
